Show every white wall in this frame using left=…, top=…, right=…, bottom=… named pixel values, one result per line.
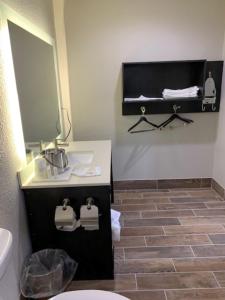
left=213, top=35, right=225, bottom=188
left=0, top=0, right=54, bottom=298
left=65, top=0, right=225, bottom=180
left=52, top=0, right=73, bottom=141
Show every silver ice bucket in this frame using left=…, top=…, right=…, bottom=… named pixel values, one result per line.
left=41, top=148, right=68, bottom=172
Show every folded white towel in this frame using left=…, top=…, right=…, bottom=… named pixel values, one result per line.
left=163, top=92, right=198, bottom=96
left=124, top=95, right=163, bottom=102
left=163, top=86, right=199, bottom=99
left=163, top=86, right=199, bottom=94
left=72, top=165, right=101, bottom=177
left=163, top=94, right=198, bottom=99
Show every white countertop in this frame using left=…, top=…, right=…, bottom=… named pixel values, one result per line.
left=19, top=140, right=111, bottom=189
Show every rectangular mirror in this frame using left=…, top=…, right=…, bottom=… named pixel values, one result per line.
left=8, top=20, right=62, bottom=148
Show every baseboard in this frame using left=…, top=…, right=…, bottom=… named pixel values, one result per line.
left=212, top=178, right=225, bottom=198
left=113, top=178, right=212, bottom=190
left=114, top=178, right=225, bottom=198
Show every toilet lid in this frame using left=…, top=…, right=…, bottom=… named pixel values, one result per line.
left=50, top=290, right=130, bottom=300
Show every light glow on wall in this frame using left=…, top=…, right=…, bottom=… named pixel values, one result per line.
left=0, top=17, right=26, bottom=165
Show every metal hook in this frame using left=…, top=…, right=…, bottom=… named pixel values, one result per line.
left=202, top=103, right=206, bottom=112
left=140, top=106, right=146, bottom=115
left=173, top=105, right=181, bottom=113
left=212, top=103, right=216, bottom=111
left=62, top=198, right=70, bottom=210
left=86, top=197, right=94, bottom=210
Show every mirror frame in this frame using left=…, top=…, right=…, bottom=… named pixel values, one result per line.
left=0, top=3, right=64, bottom=156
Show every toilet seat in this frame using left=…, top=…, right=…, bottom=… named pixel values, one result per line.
left=50, top=290, right=130, bottom=300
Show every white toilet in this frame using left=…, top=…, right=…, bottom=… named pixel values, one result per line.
left=0, top=228, right=15, bottom=300
left=50, top=290, right=130, bottom=300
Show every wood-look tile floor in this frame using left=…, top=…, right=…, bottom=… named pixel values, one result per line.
left=66, top=188, right=225, bottom=300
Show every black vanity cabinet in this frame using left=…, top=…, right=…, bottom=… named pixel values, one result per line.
left=23, top=185, right=114, bottom=280
left=20, top=141, right=114, bottom=280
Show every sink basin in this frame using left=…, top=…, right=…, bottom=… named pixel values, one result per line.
left=31, top=151, right=94, bottom=183
left=0, top=228, right=13, bottom=279
left=67, top=151, right=94, bottom=166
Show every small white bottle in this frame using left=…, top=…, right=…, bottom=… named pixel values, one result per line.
left=35, top=157, right=47, bottom=179
left=46, top=162, right=58, bottom=179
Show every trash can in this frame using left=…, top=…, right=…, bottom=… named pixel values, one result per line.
left=20, top=249, right=78, bottom=299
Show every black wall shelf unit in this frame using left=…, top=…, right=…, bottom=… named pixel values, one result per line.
left=122, top=60, right=223, bottom=115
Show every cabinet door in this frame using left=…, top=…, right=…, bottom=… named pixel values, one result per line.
left=24, top=186, right=114, bottom=280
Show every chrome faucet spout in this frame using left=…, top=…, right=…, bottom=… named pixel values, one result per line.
left=55, top=139, right=69, bottom=147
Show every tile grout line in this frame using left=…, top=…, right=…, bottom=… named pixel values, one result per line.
left=190, top=245, right=196, bottom=257
left=116, top=243, right=223, bottom=249
left=144, top=236, right=147, bottom=247
left=212, top=271, right=222, bottom=288
left=114, top=288, right=225, bottom=293
left=122, top=247, right=125, bottom=261
left=177, top=217, right=182, bottom=225
left=191, top=209, right=196, bottom=217
left=115, top=187, right=216, bottom=191
left=122, top=233, right=225, bottom=237
left=164, top=289, right=168, bottom=300
left=116, top=271, right=225, bottom=275
left=114, top=204, right=225, bottom=212
left=134, top=273, right=138, bottom=290
left=114, top=287, right=225, bottom=291
left=142, top=233, right=225, bottom=237
left=142, top=212, right=224, bottom=219
left=208, top=234, right=214, bottom=245
left=124, top=213, right=214, bottom=218
left=122, top=224, right=225, bottom=229
left=171, top=258, right=177, bottom=272
left=115, top=255, right=225, bottom=261
left=207, top=234, right=214, bottom=245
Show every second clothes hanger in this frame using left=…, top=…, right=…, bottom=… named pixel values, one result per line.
left=158, top=105, right=193, bottom=129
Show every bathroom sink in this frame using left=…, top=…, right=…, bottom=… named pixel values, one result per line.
left=31, top=151, right=94, bottom=182
left=67, top=151, right=94, bottom=166
left=0, top=228, right=13, bottom=279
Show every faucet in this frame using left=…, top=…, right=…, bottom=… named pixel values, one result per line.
left=55, top=139, right=69, bottom=148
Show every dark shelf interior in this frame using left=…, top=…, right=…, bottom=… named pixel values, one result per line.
left=122, top=60, right=223, bottom=115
